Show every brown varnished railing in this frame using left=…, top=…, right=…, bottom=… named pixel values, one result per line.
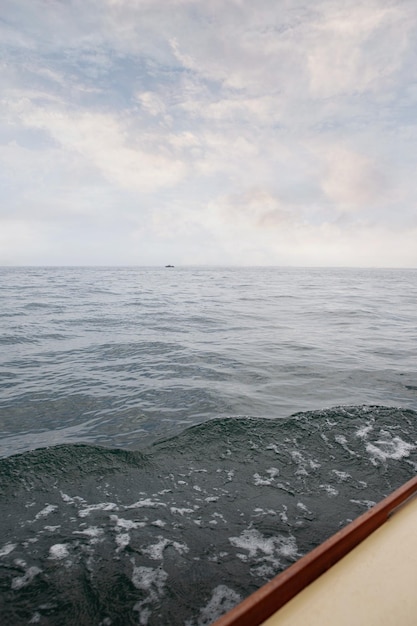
left=213, top=475, right=417, bottom=626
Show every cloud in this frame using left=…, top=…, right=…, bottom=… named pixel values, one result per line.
left=198, top=188, right=417, bottom=267
left=9, top=101, right=188, bottom=193
left=313, top=143, right=390, bottom=212
left=1, top=0, right=417, bottom=266
left=209, top=188, right=294, bottom=230
left=306, top=3, right=414, bottom=98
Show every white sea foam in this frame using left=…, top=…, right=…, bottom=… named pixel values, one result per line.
left=110, top=515, right=146, bottom=530
left=268, top=467, right=280, bottom=477
left=229, top=528, right=298, bottom=567
left=253, top=475, right=272, bottom=486
left=170, top=506, right=195, bottom=516
left=34, top=504, right=58, bottom=520
left=73, top=526, right=104, bottom=543
left=279, top=505, right=288, bottom=523
left=208, top=551, right=229, bottom=562
left=356, top=424, right=373, bottom=439
left=334, top=435, right=358, bottom=456
left=252, top=563, right=278, bottom=578
left=11, top=565, right=42, bottom=590
left=131, top=564, right=168, bottom=625
left=186, top=585, right=241, bottom=626
left=60, top=492, right=86, bottom=504
left=216, top=468, right=235, bottom=482
left=332, top=470, right=351, bottom=481
left=350, top=499, right=376, bottom=509
left=366, top=434, right=415, bottom=465
left=253, top=508, right=276, bottom=518
left=23, top=538, right=38, bottom=547
left=115, top=533, right=130, bottom=552
left=0, top=542, right=17, bottom=557
left=142, top=537, right=170, bottom=560
left=211, top=512, right=227, bottom=524
left=173, top=540, right=189, bottom=554
left=320, top=484, right=339, bottom=497
left=132, top=564, right=168, bottom=592
left=29, top=612, right=41, bottom=623
left=125, top=499, right=166, bottom=510
left=291, top=451, right=321, bottom=476
left=49, top=544, right=69, bottom=560
left=253, top=467, right=280, bottom=486
left=142, top=536, right=189, bottom=560
left=78, top=502, right=118, bottom=517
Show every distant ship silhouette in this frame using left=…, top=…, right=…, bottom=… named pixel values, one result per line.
left=165, top=264, right=175, bottom=268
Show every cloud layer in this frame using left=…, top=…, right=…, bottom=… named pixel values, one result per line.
left=1, top=0, right=417, bottom=266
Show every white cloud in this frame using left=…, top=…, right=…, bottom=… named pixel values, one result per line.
left=306, top=3, right=414, bottom=97
left=209, top=188, right=294, bottom=230
left=1, top=0, right=417, bottom=266
left=137, top=91, right=168, bottom=118
left=313, top=143, right=390, bottom=212
left=14, top=104, right=188, bottom=193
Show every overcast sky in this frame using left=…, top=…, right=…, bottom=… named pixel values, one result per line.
left=1, top=0, right=417, bottom=266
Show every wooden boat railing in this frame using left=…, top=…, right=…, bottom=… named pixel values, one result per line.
left=213, top=475, right=417, bottom=626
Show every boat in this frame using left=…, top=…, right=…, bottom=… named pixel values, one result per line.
left=213, top=474, right=417, bottom=626
left=165, top=264, right=175, bottom=268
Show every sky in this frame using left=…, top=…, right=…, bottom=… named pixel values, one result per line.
left=1, top=0, right=417, bottom=267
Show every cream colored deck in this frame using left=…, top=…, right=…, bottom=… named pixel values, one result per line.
left=262, top=495, right=417, bottom=625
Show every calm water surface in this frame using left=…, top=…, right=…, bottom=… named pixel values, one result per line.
left=1, top=266, right=416, bottom=455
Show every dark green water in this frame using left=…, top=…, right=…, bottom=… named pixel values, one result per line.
left=1, top=406, right=416, bottom=625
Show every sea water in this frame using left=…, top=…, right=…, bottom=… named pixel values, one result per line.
left=0, top=267, right=416, bottom=624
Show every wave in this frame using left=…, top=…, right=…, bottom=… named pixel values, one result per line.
left=1, top=405, right=416, bottom=625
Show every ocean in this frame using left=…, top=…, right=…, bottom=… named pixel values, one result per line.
left=1, top=266, right=417, bottom=625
